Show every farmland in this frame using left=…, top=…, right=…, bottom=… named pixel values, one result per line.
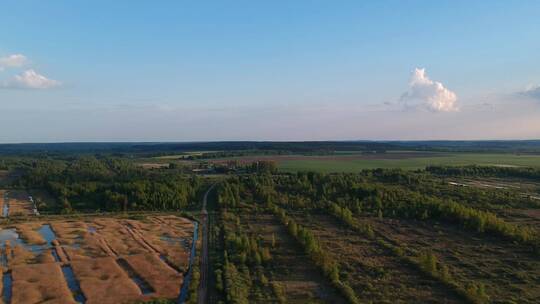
left=139, top=151, right=540, bottom=173
left=211, top=152, right=540, bottom=172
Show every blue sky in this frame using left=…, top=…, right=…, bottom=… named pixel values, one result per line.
left=1, top=1, right=540, bottom=142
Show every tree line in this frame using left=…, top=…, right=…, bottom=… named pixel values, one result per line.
left=16, top=156, right=204, bottom=213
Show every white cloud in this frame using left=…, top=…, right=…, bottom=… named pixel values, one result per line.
left=520, top=85, right=540, bottom=100
left=400, top=68, right=458, bottom=112
left=2, top=69, right=61, bottom=89
left=0, top=54, right=28, bottom=71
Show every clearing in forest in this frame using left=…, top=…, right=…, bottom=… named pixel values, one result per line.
left=366, top=216, right=540, bottom=304
left=240, top=210, right=347, bottom=303
left=289, top=211, right=464, bottom=303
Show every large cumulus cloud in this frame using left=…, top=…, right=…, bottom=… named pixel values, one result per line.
left=400, top=68, right=458, bottom=112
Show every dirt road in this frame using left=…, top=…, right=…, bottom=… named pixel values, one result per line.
left=197, top=184, right=214, bottom=304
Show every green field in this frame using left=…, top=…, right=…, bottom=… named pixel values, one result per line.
left=278, top=153, right=540, bottom=173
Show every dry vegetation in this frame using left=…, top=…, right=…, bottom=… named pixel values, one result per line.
left=0, top=215, right=195, bottom=304
left=12, top=263, right=75, bottom=304
left=365, top=217, right=540, bottom=303
left=71, top=256, right=142, bottom=304
left=6, top=190, right=35, bottom=217
left=289, top=212, right=463, bottom=303
left=240, top=209, right=346, bottom=303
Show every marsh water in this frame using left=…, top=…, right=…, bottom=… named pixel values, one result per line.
left=0, top=225, right=58, bottom=262
left=0, top=225, right=86, bottom=303
left=61, top=265, right=86, bottom=303
left=2, top=272, right=12, bottom=304
left=177, top=221, right=199, bottom=304
left=2, top=192, right=8, bottom=218
left=117, top=259, right=154, bottom=295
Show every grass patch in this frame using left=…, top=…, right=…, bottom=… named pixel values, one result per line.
left=278, top=153, right=540, bottom=173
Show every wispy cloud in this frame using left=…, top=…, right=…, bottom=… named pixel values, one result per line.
left=400, top=68, right=458, bottom=112
left=1, top=69, right=61, bottom=89
left=519, top=85, right=540, bottom=100
left=0, top=54, right=28, bottom=71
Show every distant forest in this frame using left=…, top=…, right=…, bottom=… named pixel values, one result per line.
left=1, top=140, right=540, bottom=156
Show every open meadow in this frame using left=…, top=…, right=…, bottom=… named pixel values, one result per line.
left=278, top=153, right=540, bottom=172
left=193, top=152, right=540, bottom=173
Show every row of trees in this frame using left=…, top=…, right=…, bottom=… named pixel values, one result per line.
left=216, top=170, right=518, bottom=303
left=219, top=211, right=275, bottom=304
left=235, top=171, right=539, bottom=253
left=268, top=203, right=359, bottom=304
left=326, top=202, right=490, bottom=304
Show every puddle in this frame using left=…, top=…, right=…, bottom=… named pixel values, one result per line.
left=61, top=266, right=86, bottom=303
left=2, top=272, right=12, bottom=304
left=0, top=224, right=66, bottom=262
left=38, top=225, right=57, bottom=246
left=0, top=229, right=21, bottom=246
left=2, top=194, right=8, bottom=218
left=0, top=226, right=52, bottom=256
left=87, top=227, right=97, bottom=234
left=177, top=221, right=198, bottom=303
left=0, top=229, right=25, bottom=265
left=51, top=248, right=61, bottom=262
left=116, top=259, right=154, bottom=295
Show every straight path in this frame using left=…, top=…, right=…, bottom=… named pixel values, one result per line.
left=198, top=184, right=215, bottom=304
